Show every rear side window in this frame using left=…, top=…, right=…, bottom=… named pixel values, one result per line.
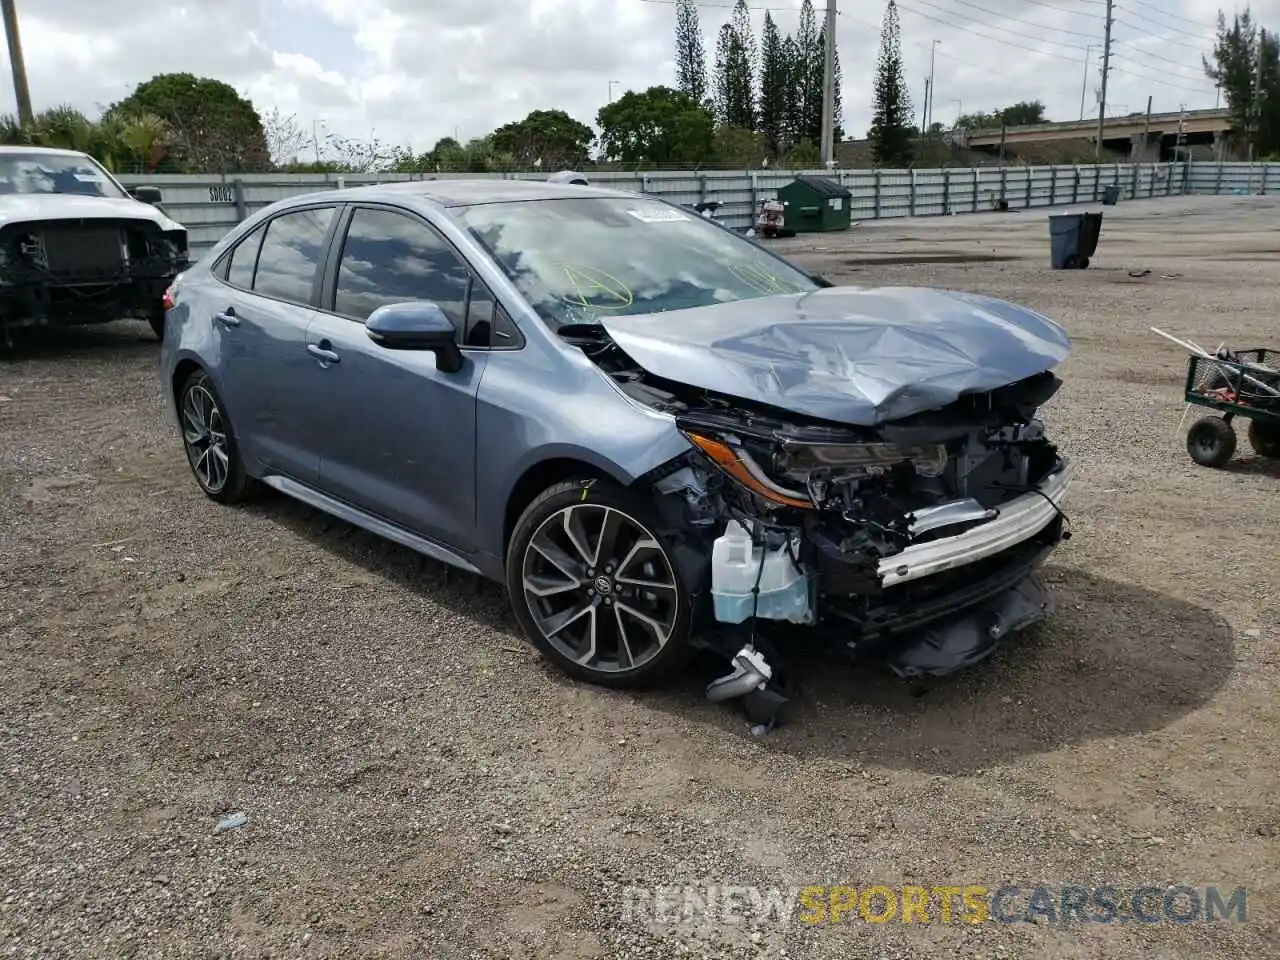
left=225, top=223, right=265, bottom=289
left=333, top=207, right=470, bottom=334
left=252, top=206, right=335, bottom=305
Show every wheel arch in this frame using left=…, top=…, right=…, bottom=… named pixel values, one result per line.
left=170, top=357, right=205, bottom=409
left=501, top=455, right=629, bottom=558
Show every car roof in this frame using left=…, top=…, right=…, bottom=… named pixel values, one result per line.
left=305, top=177, right=639, bottom=209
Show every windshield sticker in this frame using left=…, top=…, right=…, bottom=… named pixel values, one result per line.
left=626, top=206, right=691, bottom=224
left=73, top=172, right=104, bottom=182
left=557, top=263, right=634, bottom=310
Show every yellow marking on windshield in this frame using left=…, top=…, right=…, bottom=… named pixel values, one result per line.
left=728, top=260, right=806, bottom=295
left=557, top=263, right=634, bottom=311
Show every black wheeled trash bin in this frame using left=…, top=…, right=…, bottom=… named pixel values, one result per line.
left=1102, top=184, right=1120, bottom=205
left=1048, top=211, right=1103, bottom=269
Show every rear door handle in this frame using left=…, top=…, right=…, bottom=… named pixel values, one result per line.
left=214, top=308, right=240, bottom=327
left=307, top=342, right=340, bottom=363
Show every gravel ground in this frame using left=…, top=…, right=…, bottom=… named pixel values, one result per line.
left=1, top=194, right=1277, bottom=959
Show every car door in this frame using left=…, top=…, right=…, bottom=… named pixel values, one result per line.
left=209, top=203, right=340, bottom=485
left=304, top=203, right=491, bottom=552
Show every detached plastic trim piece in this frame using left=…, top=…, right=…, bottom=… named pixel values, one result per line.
left=878, top=463, right=1071, bottom=588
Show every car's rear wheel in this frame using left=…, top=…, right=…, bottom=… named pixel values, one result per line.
left=506, top=479, right=693, bottom=688
left=178, top=369, right=257, bottom=503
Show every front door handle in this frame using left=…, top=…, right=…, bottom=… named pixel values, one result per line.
left=307, top=342, right=340, bottom=364
left=214, top=308, right=240, bottom=327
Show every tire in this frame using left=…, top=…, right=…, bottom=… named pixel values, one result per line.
left=1079, top=256, right=1091, bottom=269
left=505, top=478, right=694, bottom=689
left=177, top=368, right=258, bottom=503
left=1186, top=416, right=1237, bottom=468
left=1247, top=419, right=1280, bottom=458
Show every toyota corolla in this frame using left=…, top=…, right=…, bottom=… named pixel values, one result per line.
left=160, top=179, right=1072, bottom=723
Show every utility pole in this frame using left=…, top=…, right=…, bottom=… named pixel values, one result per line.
left=919, top=76, right=930, bottom=143
left=926, top=39, right=939, bottom=131
left=1095, top=0, right=1114, bottom=161
left=820, top=0, right=837, bottom=166
left=1140, top=95, right=1152, bottom=161
left=1078, top=44, right=1092, bottom=121
left=1, top=0, right=33, bottom=127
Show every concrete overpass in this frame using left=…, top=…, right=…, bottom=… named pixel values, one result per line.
left=958, top=108, right=1232, bottom=160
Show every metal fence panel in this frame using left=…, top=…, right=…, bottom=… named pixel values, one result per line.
left=116, top=160, right=1280, bottom=257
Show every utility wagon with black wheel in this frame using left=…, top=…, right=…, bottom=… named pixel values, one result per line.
left=160, top=178, right=1077, bottom=723
left=1180, top=348, right=1280, bottom=468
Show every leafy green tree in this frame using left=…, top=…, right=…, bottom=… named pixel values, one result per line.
left=1203, top=7, right=1280, bottom=156
left=489, top=109, right=595, bottom=169
left=714, top=0, right=756, bottom=130
left=674, top=0, right=709, bottom=107
left=780, top=34, right=804, bottom=150
left=868, top=0, right=913, bottom=167
left=596, top=85, right=715, bottom=166
left=793, top=0, right=822, bottom=144
left=714, top=125, right=769, bottom=167
left=998, top=100, right=1047, bottom=126
left=758, top=12, right=788, bottom=157
left=105, top=73, right=271, bottom=172
left=785, top=138, right=821, bottom=168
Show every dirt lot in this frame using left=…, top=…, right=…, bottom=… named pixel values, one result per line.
left=1, top=195, right=1277, bottom=959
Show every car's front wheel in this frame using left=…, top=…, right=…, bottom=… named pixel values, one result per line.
left=178, top=369, right=257, bottom=504
left=506, top=478, right=693, bottom=688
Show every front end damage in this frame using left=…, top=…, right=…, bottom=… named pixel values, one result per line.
left=0, top=217, right=189, bottom=339
left=565, top=323, right=1072, bottom=722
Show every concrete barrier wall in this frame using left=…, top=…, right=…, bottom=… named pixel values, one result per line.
left=115, top=161, right=1279, bottom=257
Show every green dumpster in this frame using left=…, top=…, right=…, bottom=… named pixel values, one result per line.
left=776, top=175, right=852, bottom=233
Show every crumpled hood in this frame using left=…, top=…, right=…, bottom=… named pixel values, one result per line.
left=599, top=286, right=1072, bottom=425
left=0, top=193, right=185, bottom=233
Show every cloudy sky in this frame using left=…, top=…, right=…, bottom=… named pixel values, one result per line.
left=2, top=0, right=1267, bottom=158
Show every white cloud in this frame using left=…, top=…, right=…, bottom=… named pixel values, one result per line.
left=1, top=0, right=1269, bottom=156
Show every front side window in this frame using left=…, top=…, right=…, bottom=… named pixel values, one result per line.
left=333, top=207, right=470, bottom=333
left=252, top=206, right=335, bottom=305
left=454, top=197, right=819, bottom=330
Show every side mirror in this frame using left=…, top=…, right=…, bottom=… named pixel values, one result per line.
left=129, top=185, right=164, bottom=204
left=365, top=301, right=463, bottom=373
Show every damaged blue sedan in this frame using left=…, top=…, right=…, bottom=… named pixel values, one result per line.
left=159, top=178, right=1072, bottom=723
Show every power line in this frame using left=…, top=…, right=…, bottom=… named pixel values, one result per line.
left=929, top=0, right=1100, bottom=41
left=896, top=3, right=1088, bottom=62
left=1114, top=19, right=1212, bottom=53
left=1116, top=6, right=1215, bottom=44
left=1108, top=64, right=1218, bottom=97
left=634, top=0, right=814, bottom=13
left=1123, top=1, right=1217, bottom=31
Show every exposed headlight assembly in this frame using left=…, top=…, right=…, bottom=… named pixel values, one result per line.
left=776, top=439, right=948, bottom=478
left=682, top=430, right=949, bottom=511
left=682, top=431, right=814, bottom=509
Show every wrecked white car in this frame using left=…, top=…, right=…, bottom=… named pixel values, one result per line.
left=0, top=146, right=189, bottom=346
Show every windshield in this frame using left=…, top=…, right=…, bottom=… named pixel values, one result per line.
left=454, top=197, right=819, bottom=328
left=0, top=152, right=128, bottom=199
